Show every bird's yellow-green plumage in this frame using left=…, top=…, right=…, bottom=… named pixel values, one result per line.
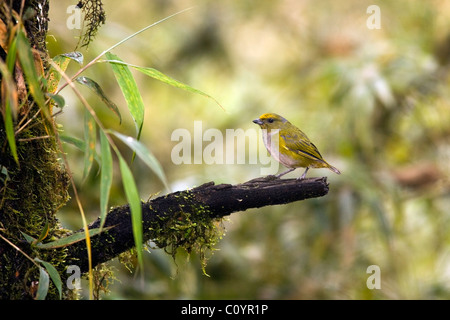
left=253, top=113, right=341, bottom=179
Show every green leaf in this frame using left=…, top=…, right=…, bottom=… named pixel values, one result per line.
left=75, top=76, right=122, bottom=123
left=59, top=134, right=85, bottom=150
left=62, top=51, right=84, bottom=65
left=83, top=109, right=97, bottom=180
left=46, top=52, right=82, bottom=94
left=112, top=131, right=170, bottom=192
left=20, top=231, right=36, bottom=244
left=6, top=36, right=17, bottom=72
left=34, top=219, right=49, bottom=244
left=105, top=52, right=145, bottom=139
left=4, top=35, right=18, bottom=115
left=47, top=55, right=71, bottom=94
left=16, top=30, right=48, bottom=117
left=35, top=258, right=62, bottom=299
left=60, top=134, right=101, bottom=164
left=118, top=155, right=144, bottom=271
left=35, top=267, right=49, bottom=300
left=0, top=41, right=19, bottom=164
left=99, top=130, right=113, bottom=231
left=104, top=59, right=224, bottom=110
left=4, top=100, right=18, bottom=164
left=34, top=227, right=112, bottom=249
left=46, top=93, right=65, bottom=109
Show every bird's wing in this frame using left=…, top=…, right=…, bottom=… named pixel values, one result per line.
left=280, top=130, right=324, bottom=162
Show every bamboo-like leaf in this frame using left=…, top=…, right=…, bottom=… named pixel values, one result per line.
left=35, top=258, right=62, bottom=299
left=46, top=93, right=65, bottom=109
left=47, top=55, right=70, bottom=94
left=75, top=76, right=122, bottom=123
left=62, top=51, right=84, bottom=65
left=0, top=43, right=19, bottom=164
left=30, top=227, right=113, bottom=249
left=16, top=30, right=47, bottom=116
left=5, top=35, right=18, bottom=119
left=105, top=52, right=145, bottom=139
left=33, top=219, right=49, bottom=245
left=4, top=101, right=18, bottom=164
left=60, top=134, right=101, bottom=164
left=118, top=155, right=144, bottom=271
left=47, top=51, right=83, bottom=94
left=104, top=59, right=224, bottom=110
left=83, top=109, right=96, bottom=180
left=112, top=131, right=170, bottom=192
left=59, top=134, right=86, bottom=150
left=20, top=231, right=35, bottom=244
left=6, top=35, right=17, bottom=71
left=99, top=130, right=113, bottom=230
left=35, top=267, right=49, bottom=300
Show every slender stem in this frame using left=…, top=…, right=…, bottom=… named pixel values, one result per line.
left=55, top=7, right=195, bottom=95
left=15, top=108, right=40, bottom=136
left=48, top=60, right=97, bottom=300
left=18, top=135, right=51, bottom=142
left=0, top=233, right=40, bottom=268
left=104, top=6, right=195, bottom=56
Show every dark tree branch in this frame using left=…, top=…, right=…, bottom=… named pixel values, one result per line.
left=65, top=176, right=329, bottom=273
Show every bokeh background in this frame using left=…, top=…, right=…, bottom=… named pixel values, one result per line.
left=48, top=0, right=450, bottom=299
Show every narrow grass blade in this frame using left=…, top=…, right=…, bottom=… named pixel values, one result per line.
left=6, top=35, right=17, bottom=71
left=35, top=267, right=49, bottom=300
left=118, top=155, right=144, bottom=271
left=35, top=258, right=62, bottom=299
left=62, top=51, right=84, bottom=65
left=59, top=134, right=86, bottom=150
left=112, top=131, right=170, bottom=192
left=99, top=130, right=113, bottom=230
left=34, top=219, right=49, bottom=244
left=20, top=231, right=36, bottom=244
left=16, top=30, right=47, bottom=116
left=83, top=109, right=96, bottom=180
left=105, top=52, right=145, bottom=139
left=4, top=101, right=18, bottom=164
left=75, top=76, right=122, bottom=123
left=60, top=134, right=101, bottom=163
left=47, top=52, right=82, bottom=96
left=104, top=59, right=224, bottom=110
left=47, top=55, right=71, bottom=94
left=4, top=35, right=18, bottom=119
left=33, top=227, right=113, bottom=249
left=46, top=93, right=65, bottom=109
left=0, top=43, right=19, bottom=163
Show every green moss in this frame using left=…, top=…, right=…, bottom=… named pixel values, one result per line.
left=118, top=248, right=137, bottom=273
left=83, top=263, right=118, bottom=300
left=0, top=120, right=72, bottom=299
left=149, top=191, right=226, bottom=276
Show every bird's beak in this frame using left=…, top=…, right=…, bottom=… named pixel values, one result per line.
left=253, top=119, right=263, bottom=125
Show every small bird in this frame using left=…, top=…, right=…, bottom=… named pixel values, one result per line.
left=253, top=113, right=341, bottom=179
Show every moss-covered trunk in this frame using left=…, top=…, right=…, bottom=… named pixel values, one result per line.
left=0, top=0, right=71, bottom=299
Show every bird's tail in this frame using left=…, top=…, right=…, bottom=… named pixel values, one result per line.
left=327, top=163, right=341, bottom=175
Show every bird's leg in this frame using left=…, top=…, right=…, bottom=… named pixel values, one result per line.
left=275, top=168, right=296, bottom=178
left=298, top=167, right=309, bottom=180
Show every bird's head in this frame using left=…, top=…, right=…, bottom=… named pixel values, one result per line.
left=252, top=113, right=288, bottom=129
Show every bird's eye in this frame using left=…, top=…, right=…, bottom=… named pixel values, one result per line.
left=268, top=118, right=274, bottom=123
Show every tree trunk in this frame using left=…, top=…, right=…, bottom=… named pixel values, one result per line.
left=0, top=0, right=71, bottom=299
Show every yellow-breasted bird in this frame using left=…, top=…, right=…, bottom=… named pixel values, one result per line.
left=253, top=113, right=341, bottom=179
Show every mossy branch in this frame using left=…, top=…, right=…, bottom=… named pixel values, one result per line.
left=65, top=176, right=329, bottom=273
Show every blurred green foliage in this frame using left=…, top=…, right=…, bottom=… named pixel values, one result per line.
left=48, top=0, right=450, bottom=299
